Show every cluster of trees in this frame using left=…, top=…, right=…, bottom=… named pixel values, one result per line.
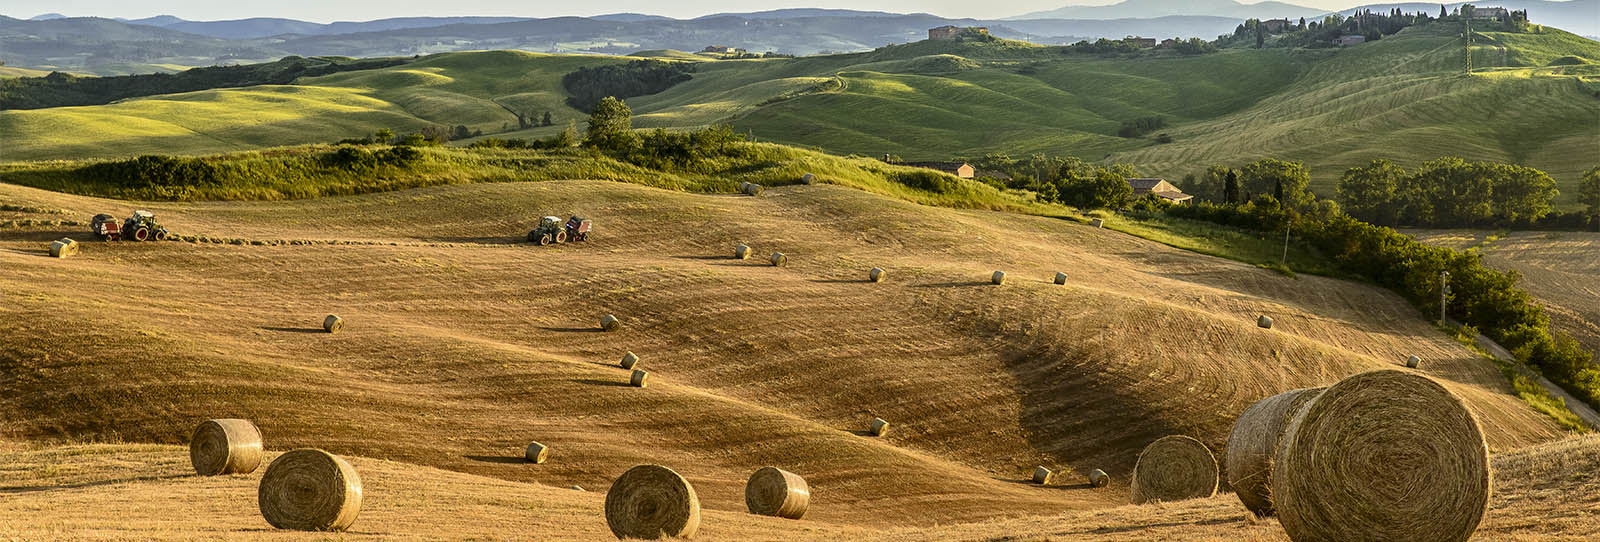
left=1062, top=38, right=1150, bottom=54
left=338, top=125, right=483, bottom=147
left=81, top=155, right=221, bottom=189
left=1335, top=158, right=1562, bottom=227
left=561, top=60, right=695, bottom=112
left=968, top=153, right=1136, bottom=209
left=1222, top=5, right=1536, bottom=50
left=0, top=56, right=409, bottom=110
left=324, top=145, right=424, bottom=170
left=1177, top=159, right=1318, bottom=209
left=1117, top=116, right=1166, bottom=138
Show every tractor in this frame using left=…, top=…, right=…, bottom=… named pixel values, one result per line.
left=527, top=215, right=591, bottom=246
left=91, top=210, right=170, bottom=241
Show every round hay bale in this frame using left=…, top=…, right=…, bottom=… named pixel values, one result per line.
left=735, top=244, right=752, bottom=260
left=745, top=466, right=809, bottom=519
left=621, top=352, right=641, bottom=370
left=1406, top=354, right=1421, bottom=368
left=1274, top=370, right=1489, bottom=542
left=801, top=173, right=817, bottom=185
left=1129, top=435, right=1218, bottom=504
left=1225, top=387, right=1326, bottom=517
left=991, top=270, right=1007, bottom=285
left=631, top=369, right=649, bottom=388
left=869, top=267, right=885, bottom=283
left=49, top=238, right=78, bottom=258
left=601, top=314, right=621, bottom=332
left=323, top=315, right=343, bottom=334
left=605, top=464, right=701, bottom=540
left=770, top=252, right=787, bottom=267
left=1089, top=469, right=1110, bottom=488
left=869, top=417, right=889, bottom=437
left=741, top=182, right=763, bottom=196
left=1258, top=315, right=1274, bottom=329
left=1032, top=466, right=1053, bottom=485
left=1091, top=218, right=1105, bottom=228
left=526, top=442, right=549, bottom=464
left=258, top=449, right=363, bottom=532
left=1054, top=272, right=1068, bottom=285
left=189, top=419, right=264, bottom=476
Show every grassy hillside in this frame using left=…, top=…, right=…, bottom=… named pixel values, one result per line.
left=3, top=26, right=1596, bottom=204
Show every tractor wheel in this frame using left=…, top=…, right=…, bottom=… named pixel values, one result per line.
left=539, top=234, right=553, bottom=246
left=555, top=231, right=568, bottom=244
left=577, top=232, right=588, bottom=242
left=154, top=229, right=168, bottom=241
left=132, top=227, right=151, bottom=242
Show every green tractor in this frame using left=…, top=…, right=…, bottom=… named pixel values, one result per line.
left=527, top=215, right=592, bottom=246
left=90, top=210, right=170, bottom=241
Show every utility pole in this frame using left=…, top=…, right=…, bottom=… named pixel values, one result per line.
left=1281, top=223, right=1291, bottom=268
left=1439, top=271, right=1451, bottom=325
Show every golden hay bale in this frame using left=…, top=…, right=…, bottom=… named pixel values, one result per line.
left=1258, top=315, right=1273, bottom=329
left=1130, top=435, right=1219, bottom=504
left=735, top=244, right=752, bottom=260
left=631, top=369, right=649, bottom=388
left=605, top=464, right=701, bottom=540
left=1406, top=354, right=1421, bottom=368
left=1089, top=469, right=1110, bottom=488
left=1225, top=387, right=1326, bottom=517
left=258, top=449, right=363, bottom=532
left=1091, top=218, right=1105, bottom=228
left=323, top=315, right=343, bottom=334
left=1032, top=466, right=1053, bottom=485
left=869, top=267, right=885, bottom=282
left=621, top=352, right=641, bottom=370
left=49, top=238, right=78, bottom=258
left=1275, top=370, right=1489, bottom=542
left=770, top=252, right=787, bottom=266
left=991, top=270, right=1007, bottom=285
left=745, top=466, right=810, bottom=519
left=602, top=314, right=621, bottom=332
left=869, top=417, right=889, bottom=437
left=189, top=419, right=264, bottom=476
left=1054, top=272, right=1068, bottom=285
left=741, top=182, right=763, bottom=196
left=801, top=173, right=817, bottom=185
left=526, top=442, right=549, bottom=464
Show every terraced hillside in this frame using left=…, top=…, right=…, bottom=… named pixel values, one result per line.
left=0, top=177, right=1574, bottom=537
left=4, top=23, right=1595, bottom=204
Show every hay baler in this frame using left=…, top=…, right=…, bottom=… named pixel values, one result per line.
left=91, top=210, right=170, bottom=241
left=527, top=215, right=592, bottom=246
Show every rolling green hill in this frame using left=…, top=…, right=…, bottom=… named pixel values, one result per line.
left=2, top=24, right=1597, bottom=205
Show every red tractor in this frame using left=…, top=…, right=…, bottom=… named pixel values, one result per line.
left=527, top=215, right=592, bottom=246
left=91, top=210, right=170, bottom=241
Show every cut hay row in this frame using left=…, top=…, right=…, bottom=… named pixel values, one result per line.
left=606, top=465, right=700, bottom=540
left=189, top=419, right=264, bottom=476
left=1225, top=387, right=1325, bottom=517
left=258, top=448, right=363, bottom=532
left=1130, top=435, right=1218, bottom=505
left=745, top=467, right=810, bottom=520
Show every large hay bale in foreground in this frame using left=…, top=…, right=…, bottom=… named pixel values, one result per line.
left=1258, top=315, right=1273, bottom=329
left=1225, top=387, right=1325, bottom=517
left=745, top=467, right=810, bottom=519
left=1275, top=370, right=1489, bottom=542
left=601, top=314, right=621, bottom=332
left=770, top=252, right=787, bottom=267
left=621, top=352, right=640, bottom=370
left=1032, top=466, right=1053, bottom=485
left=735, top=244, right=751, bottom=260
left=1088, top=469, right=1110, bottom=488
left=869, top=417, right=889, bottom=437
left=631, top=369, right=649, bottom=388
left=526, top=442, right=549, bottom=464
left=869, top=267, right=885, bottom=282
left=258, top=449, right=363, bottom=532
left=1054, top=272, right=1068, bottom=285
left=1406, top=354, right=1421, bottom=368
left=606, top=465, right=701, bottom=540
left=1130, top=435, right=1218, bottom=504
left=991, top=271, right=1006, bottom=285
left=323, top=315, right=343, bottom=334
left=190, top=419, right=264, bottom=476
left=49, top=238, right=78, bottom=258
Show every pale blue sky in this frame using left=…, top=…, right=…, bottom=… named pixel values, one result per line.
left=10, top=0, right=1353, bottom=23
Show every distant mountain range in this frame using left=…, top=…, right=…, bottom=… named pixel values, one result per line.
left=1012, top=0, right=1329, bottom=20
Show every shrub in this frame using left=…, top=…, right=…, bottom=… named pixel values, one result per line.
left=81, top=155, right=220, bottom=189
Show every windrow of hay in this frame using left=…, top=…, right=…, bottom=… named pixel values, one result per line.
left=1407, top=354, right=1422, bottom=368
left=869, top=417, right=889, bottom=437
left=1130, top=435, right=1218, bottom=504
left=189, top=419, right=264, bottom=476
left=1089, top=469, right=1110, bottom=488
left=735, top=244, right=751, bottom=260
left=1225, top=387, right=1325, bottom=517
left=991, top=271, right=1006, bottom=285
left=869, top=267, right=885, bottom=282
left=1258, top=315, right=1273, bottom=329
left=745, top=467, right=810, bottom=519
left=1032, top=466, right=1053, bottom=485
left=601, top=314, right=620, bottom=331
left=606, top=465, right=701, bottom=540
left=631, top=369, right=649, bottom=388
left=770, top=252, right=787, bottom=267
left=1275, top=370, right=1490, bottom=542
left=258, top=448, right=363, bottom=532
left=621, top=352, right=640, bottom=370
left=526, top=442, right=549, bottom=464
left=323, top=314, right=343, bottom=334
left=49, top=238, right=78, bottom=258
left=1054, top=272, right=1068, bottom=285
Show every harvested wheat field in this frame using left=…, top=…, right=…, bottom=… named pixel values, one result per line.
left=1, top=180, right=1591, bottom=539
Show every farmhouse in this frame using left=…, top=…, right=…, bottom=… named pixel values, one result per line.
left=901, top=161, right=976, bottom=179
left=1261, top=18, right=1292, bottom=32
left=1471, top=7, right=1510, bottom=19
left=1127, top=37, right=1158, bottom=48
left=1160, top=38, right=1180, bottom=48
left=1336, top=34, right=1367, bottom=46
left=702, top=45, right=745, bottom=54
left=1126, top=178, right=1193, bottom=203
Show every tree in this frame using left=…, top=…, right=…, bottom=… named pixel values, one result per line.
left=1482, top=163, right=1558, bottom=223
left=1399, top=157, right=1493, bottom=225
left=1578, top=167, right=1600, bottom=229
left=556, top=120, right=580, bottom=148
left=1338, top=159, right=1403, bottom=225
left=1255, top=24, right=1266, bottom=48
left=1440, top=4, right=1447, bottom=18
left=1224, top=170, right=1241, bottom=204
left=374, top=128, right=394, bottom=145
left=1240, top=159, right=1312, bottom=209
left=583, top=96, right=640, bottom=151
left=452, top=125, right=472, bottom=140
left=541, top=111, right=553, bottom=126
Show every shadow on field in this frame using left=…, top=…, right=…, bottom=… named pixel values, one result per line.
left=810, top=278, right=873, bottom=284
left=539, top=326, right=604, bottom=333
left=262, top=326, right=327, bottom=334
left=1078, top=516, right=1239, bottom=534
left=0, top=473, right=191, bottom=494
left=671, top=255, right=731, bottom=261
left=912, top=281, right=992, bottom=288
left=463, top=455, right=528, bottom=465
left=574, top=378, right=631, bottom=387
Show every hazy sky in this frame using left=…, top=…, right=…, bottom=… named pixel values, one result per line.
left=11, top=0, right=1359, bottom=23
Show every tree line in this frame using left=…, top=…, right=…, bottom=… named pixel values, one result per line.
left=0, top=56, right=410, bottom=110
left=561, top=60, right=695, bottom=113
